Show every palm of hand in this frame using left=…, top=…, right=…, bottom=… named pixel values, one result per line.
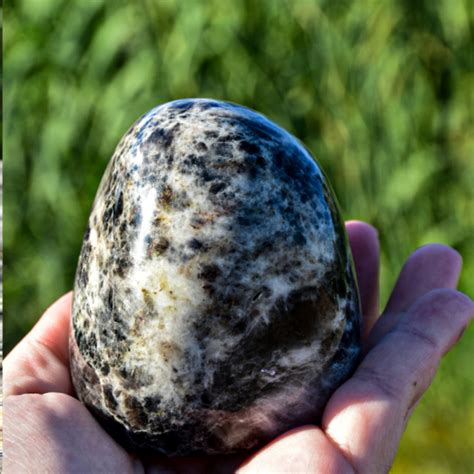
left=4, top=221, right=473, bottom=474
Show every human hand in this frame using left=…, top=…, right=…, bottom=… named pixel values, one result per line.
left=4, top=221, right=473, bottom=473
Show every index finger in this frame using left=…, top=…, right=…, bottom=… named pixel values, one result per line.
left=322, top=289, right=474, bottom=474
left=346, top=221, right=380, bottom=341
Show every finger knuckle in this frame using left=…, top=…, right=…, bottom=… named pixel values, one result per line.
left=355, top=365, right=403, bottom=404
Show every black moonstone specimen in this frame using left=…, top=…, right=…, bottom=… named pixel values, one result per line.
left=70, top=99, right=362, bottom=457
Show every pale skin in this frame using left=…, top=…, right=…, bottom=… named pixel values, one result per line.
left=4, top=221, right=474, bottom=473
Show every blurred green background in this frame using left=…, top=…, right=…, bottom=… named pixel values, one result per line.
left=3, top=0, right=473, bottom=471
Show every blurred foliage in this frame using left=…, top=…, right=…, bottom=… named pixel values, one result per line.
left=3, top=0, right=474, bottom=471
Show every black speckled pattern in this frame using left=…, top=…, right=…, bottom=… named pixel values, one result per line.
left=70, top=99, right=362, bottom=456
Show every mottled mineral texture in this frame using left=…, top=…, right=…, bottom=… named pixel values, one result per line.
left=70, top=99, right=361, bottom=456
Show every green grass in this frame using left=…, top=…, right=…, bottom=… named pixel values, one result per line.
left=4, top=0, right=474, bottom=471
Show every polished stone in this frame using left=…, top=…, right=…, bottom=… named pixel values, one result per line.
left=70, top=99, right=361, bottom=456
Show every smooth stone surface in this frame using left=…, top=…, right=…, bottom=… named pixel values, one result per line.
left=70, top=99, right=361, bottom=456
